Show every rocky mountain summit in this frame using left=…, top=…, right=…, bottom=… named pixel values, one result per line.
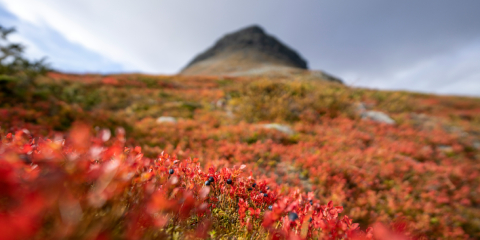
left=180, top=25, right=342, bottom=83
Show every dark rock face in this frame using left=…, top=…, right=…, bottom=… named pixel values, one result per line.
left=180, top=25, right=308, bottom=75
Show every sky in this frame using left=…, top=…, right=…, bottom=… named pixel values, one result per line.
left=0, top=0, right=479, bottom=97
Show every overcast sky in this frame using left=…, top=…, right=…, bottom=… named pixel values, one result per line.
left=1, top=0, right=479, bottom=96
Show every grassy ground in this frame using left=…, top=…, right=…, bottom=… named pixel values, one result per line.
left=1, top=72, right=479, bottom=239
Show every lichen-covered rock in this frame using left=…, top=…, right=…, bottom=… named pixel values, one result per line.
left=362, top=111, right=395, bottom=125
left=156, top=116, right=177, bottom=123
left=260, top=123, right=294, bottom=135
left=354, top=102, right=395, bottom=125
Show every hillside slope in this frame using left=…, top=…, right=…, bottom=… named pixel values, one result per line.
left=1, top=72, right=480, bottom=238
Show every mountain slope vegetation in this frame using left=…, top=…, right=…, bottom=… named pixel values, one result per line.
left=1, top=70, right=480, bottom=239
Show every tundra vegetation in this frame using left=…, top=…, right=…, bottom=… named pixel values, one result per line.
left=1, top=25, right=480, bottom=239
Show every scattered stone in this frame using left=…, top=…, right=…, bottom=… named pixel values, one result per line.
left=216, top=99, right=226, bottom=108
left=354, top=102, right=367, bottom=113
left=361, top=111, right=395, bottom=125
left=437, top=145, right=454, bottom=153
left=444, top=125, right=468, bottom=137
left=354, top=102, right=394, bottom=125
left=410, top=113, right=439, bottom=130
left=156, top=116, right=177, bottom=124
left=260, top=123, right=295, bottom=135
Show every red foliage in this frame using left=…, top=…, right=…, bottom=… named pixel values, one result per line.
left=2, top=73, right=479, bottom=238
left=0, top=125, right=424, bottom=239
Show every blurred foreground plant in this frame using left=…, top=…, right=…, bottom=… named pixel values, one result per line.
left=0, top=124, right=418, bottom=239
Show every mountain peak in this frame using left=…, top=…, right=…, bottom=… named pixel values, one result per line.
left=233, top=25, right=265, bottom=35
left=180, top=25, right=308, bottom=75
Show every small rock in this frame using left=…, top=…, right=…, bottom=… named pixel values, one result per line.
left=261, top=123, right=294, bottom=135
left=362, top=111, right=395, bottom=125
left=216, top=99, right=226, bottom=108
left=354, top=102, right=367, bottom=113
left=444, top=126, right=468, bottom=137
left=438, top=145, right=453, bottom=153
left=156, top=116, right=177, bottom=124
left=410, top=113, right=444, bottom=131
left=226, top=108, right=234, bottom=118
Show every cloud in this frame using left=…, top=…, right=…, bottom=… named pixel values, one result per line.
left=0, top=4, right=124, bottom=73
left=343, top=38, right=480, bottom=97
left=0, top=0, right=479, bottom=96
